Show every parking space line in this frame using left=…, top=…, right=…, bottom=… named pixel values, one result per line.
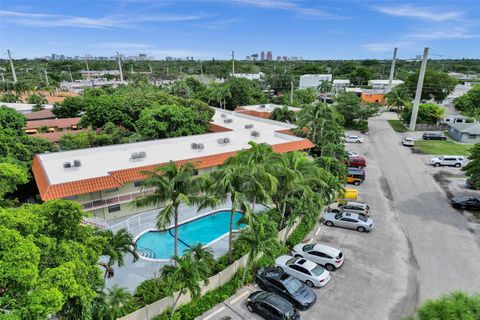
left=315, top=225, right=322, bottom=236
left=229, top=290, right=250, bottom=305
left=203, top=306, right=225, bottom=320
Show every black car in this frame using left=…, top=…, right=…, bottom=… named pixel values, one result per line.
left=450, top=196, right=480, bottom=209
left=255, top=268, right=316, bottom=310
left=423, top=132, right=447, bottom=140
left=246, top=291, right=300, bottom=320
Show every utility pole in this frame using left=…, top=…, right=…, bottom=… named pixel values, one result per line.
left=85, top=60, right=90, bottom=80
left=7, top=49, right=17, bottom=83
left=1, top=72, right=5, bottom=82
left=131, top=65, right=134, bottom=74
left=116, top=52, right=124, bottom=82
left=44, top=70, right=49, bottom=85
left=387, top=47, right=398, bottom=93
left=409, top=47, right=429, bottom=131
left=166, top=67, right=169, bottom=76
left=67, top=66, right=73, bottom=82
left=231, top=50, right=235, bottom=75
left=200, top=61, right=204, bottom=82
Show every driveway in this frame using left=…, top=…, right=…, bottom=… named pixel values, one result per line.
left=198, top=111, right=480, bottom=320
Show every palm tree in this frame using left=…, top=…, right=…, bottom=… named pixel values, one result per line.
left=96, top=285, right=133, bottom=320
left=135, top=161, right=203, bottom=259
left=209, top=164, right=254, bottom=261
left=162, top=251, right=210, bottom=319
left=270, top=106, right=296, bottom=123
left=188, top=243, right=215, bottom=268
left=317, top=81, right=332, bottom=103
left=386, top=87, right=412, bottom=111
left=237, top=214, right=281, bottom=284
left=98, top=228, right=139, bottom=279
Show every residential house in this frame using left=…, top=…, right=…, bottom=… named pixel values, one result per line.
left=448, top=122, right=480, bottom=144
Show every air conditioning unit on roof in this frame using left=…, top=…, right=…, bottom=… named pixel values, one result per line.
left=63, top=162, right=72, bottom=168
left=223, top=118, right=233, bottom=123
left=73, top=160, right=81, bottom=167
left=131, top=152, right=140, bottom=159
left=251, top=131, right=260, bottom=137
left=138, top=151, right=147, bottom=158
left=245, top=124, right=254, bottom=129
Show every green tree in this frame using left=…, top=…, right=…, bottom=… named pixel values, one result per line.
left=335, top=92, right=379, bottom=128
left=454, top=85, right=480, bottom=118
left=236, top=214, right=281, bottom=284
left=161, top=251, right=210, bottom=319
left=405, top=70, right=457, bottom=101
left=0, top=162, right=29, bottom=205
left=462, top=143, right=480, bottom=189
left=224, top=77, right=267, bottom=110
left=0, top=93, right=20, bottom=103
left=135, top=161, right=204, bottom=259
left=0, top=106, right=27, bottom=132
left=317, top=81, right=333, bottom=103
left=350, top=66, right=374, bottom=85
left=27, top=93, right=48, bottom=111
left=96, top=285, right=134, bottom=320
left=270, top=105, right=296, bottom=123
left=97, top=229, right=138, bottom=279
left=52, top=96, right=86, bottom=118
left=401, top=103, right=445, bottom=125
left=287, top=88, right=316, bottom=106
left=386, top=84, right=412, bottom=111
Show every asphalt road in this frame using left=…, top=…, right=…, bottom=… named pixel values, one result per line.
left=198, top=111, right=480, bottom=320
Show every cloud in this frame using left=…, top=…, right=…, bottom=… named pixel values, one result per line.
left=373, top=4, right=462, bottom=21
left=0, top=9, right=208, bottom=29
left=94, top=42, right=152, bottom=49
left=410, top=29, right=477, bottom=40
left=363, top=42, right=413, bottom=52
left=196, top=18, right=240, bottom=29
left=229, top=0, right=344, bottom=18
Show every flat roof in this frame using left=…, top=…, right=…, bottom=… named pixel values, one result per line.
left=369, top=79, right=404, bottom=84
left=238, top=104, right=302, bottom=112
left=36, top=108, right=307, bottom=186
left=1, top=103, right=54, bottom=114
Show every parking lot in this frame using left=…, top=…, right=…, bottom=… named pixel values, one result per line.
left=198, top=111, right=480, bottom=320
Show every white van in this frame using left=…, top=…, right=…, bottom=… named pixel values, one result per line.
left=441, top=115, right=472, bottom=125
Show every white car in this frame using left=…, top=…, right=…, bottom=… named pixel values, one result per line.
left=328, top=201, right=370, bottom=217
left=344, top=135, right=364, bottom=143
left=323, top=212, right=374, bottom=232
left=430, top=155, right=465, bottom=167
left=292, top=243, right=344, bottom=271
left=347, top=151, right=358, bottom=157
left=402, top=137, right=414, bottom=147
left=275, top=255, right=331, bottom=288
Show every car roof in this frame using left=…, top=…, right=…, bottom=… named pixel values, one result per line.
left=312, top=243, right=340, bottom=256
left=261, top=292, right=294, bottom=312
left=346, top=201, right=367, bottom=207
left=342, top=212, right=360, bottom=219
left=292, top=257, right=317, bottom=270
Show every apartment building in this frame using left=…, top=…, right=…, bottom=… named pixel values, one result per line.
left=32, top=108, right=314, bottom=220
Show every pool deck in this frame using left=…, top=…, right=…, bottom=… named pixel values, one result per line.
left=104, top=201, right=267, bottom=292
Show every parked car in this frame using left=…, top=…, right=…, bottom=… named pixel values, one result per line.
left=466, top=179, right=479, bottom=190
left=430, top=156, right=465, bottom=167
left=344, top=135, right=364, bottom=143
left=423, top=132, right=447, bottom=140
left=450, top=196, right=480, bottom=210
left=348, top=167, right=366, bottom=180
left=328, top=201, right=370, bottom=217
left=346, top=174, right=363, bottom=186
left=323, top=212, right=374, bottom=232
left=246, top=291, right=300, bottom=320
left=275, top=255, right=331, bottom=288
left=292, top=243, right=344, bottom=271
left=402, top=137, right=414, bottom=146
left=349, top=156, right=367, bottom=168
left=255, top=268, right=316, bottom=310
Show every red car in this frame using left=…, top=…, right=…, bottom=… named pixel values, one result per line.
left=349, top=156, right=366, bottom=168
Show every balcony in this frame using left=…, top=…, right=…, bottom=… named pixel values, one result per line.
left=81, top=188, right=155, bottom=211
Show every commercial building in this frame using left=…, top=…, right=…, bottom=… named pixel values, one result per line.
left=60, top=79, right=129, bottom=92
left=368, top=79, right=404, bottom=90
left=231, top=73, right=264, bottom=80
left=299, top=74, right=333, bottom=89
left=80, top=70, right=121, bottom=79
left=361, top=90, right=385, bottom=104
left=448, top=122, right=480, bottom=144
left=333, top=79, right=350, bottom=91
left=32, top=108, right=313, bottom=221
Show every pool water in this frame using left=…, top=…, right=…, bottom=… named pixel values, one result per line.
left=135, top=210, right=245, bottom=260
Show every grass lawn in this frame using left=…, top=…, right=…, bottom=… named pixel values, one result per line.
left=388, top=120, right=408, bottom=132
left=414, top=140, right=473, bottom=156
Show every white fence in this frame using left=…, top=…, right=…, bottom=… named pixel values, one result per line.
left=118, top=217, right=301, bottom=320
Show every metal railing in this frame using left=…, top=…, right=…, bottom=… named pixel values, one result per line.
left=80, top=188, right=155, bottom=211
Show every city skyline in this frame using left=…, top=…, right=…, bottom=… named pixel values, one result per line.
left=0, top=0, right=479, bottom=60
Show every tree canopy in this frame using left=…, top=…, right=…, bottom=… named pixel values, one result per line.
left=454, top=85, right=480, bottom=118
left=404, top=70, right=457, bottom=102
left=401, top=103, right=445, bottom=125
left=334, top=92, right=379, bottom=129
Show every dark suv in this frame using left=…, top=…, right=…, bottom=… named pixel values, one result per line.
left=247, top=291, right=300, bottom=320
left=423, top=132, right=447, bottom=140
left=255, top=268, right=316, bottom=310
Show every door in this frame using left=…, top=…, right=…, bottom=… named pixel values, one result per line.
left=307, top=250, right=326, bottom=265
left=340, top=217, right=357, bottom=229
left=289, top=265, right=308, bottom=282
left=256, top=302, right=272, bottom=319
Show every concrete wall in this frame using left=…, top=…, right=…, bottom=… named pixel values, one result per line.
left=117, top=217, right=301, bottom=320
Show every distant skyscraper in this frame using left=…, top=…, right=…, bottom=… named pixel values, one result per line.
left=261, top=51, right=265, bottom=61
left=251, top=53, right=258, bottom=61
left=283, top=56, right=288, bottom=61
left=266, top=51, right=272, bottom=61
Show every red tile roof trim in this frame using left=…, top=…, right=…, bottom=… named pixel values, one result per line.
left=25, top=117, right=81, bottom=130
left=32, top=139, right=314, bottom=201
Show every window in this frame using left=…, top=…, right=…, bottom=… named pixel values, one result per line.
left=63, top=195, right=78, bottom=200
left=108, top=204, right=121, bottom=213
left=469, top=134, right=476, bottom=139
left=105, top=188, right=119, bottom=193
left=134, top=180, right=145, bottom=187
left=290, top=265, right=308, bottom=274
left=341, top=218, right=355, bottom=222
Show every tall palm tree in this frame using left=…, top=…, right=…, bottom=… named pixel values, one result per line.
left=162, top=251, right=210, bottom=319
left=96, top=285, right=133, bottom=320
left=317, top=81, right=332, bottom=103
left=209, top=164, right=254, bottom=261
left=270, top=105, right=296, bottom=123
left=188, top=243, right=215, bottom=268
left=237, top=214, right=281, bottom=284
left=98, top=228, right=138, bottom=279
left=135, top=161, right=203, bottom=259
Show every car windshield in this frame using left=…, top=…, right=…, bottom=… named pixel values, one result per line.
left=357, top=215, right=368, bottom=222
left=303, top=244, right=314, bottom=252
left=283, top=277, right=303, bottom=294
left=311, top=265, right=325, bottom=277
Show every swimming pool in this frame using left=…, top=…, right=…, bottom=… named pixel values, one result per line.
left=135, top=210, right=245, bottom=260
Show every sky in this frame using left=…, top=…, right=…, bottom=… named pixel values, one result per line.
left=0, top=0, right=479, bottom=60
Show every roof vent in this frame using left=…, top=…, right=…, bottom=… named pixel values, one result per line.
left=259, top=104, right=266, bottom=109
left=197, top=143, right=204, bottom=150
left=251, top=131, right=260, bottom=137
left=245, top=124, right=254, bottom=129
left=73, top=160, right=81, bottom=167
left=63, top=162, right=72, bottom=168
left=138, top=151, right=147, bottom=158
left=191, top=143, right=198, bottom=149
left=131, top=152, right=140, bottom=160
left=217, top=138, right=230, bottom=144
left=220, top=114, right=227, bottom=118
left=223, top=118, right=233, bottom=123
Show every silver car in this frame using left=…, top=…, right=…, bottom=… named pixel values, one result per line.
left=328, top=201, right=370, bottom=217
left=323, top=212, right=374, bottom=232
